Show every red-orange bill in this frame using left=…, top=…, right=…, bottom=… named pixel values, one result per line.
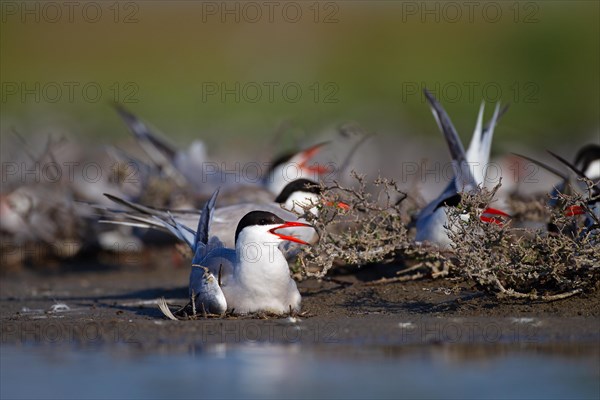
left=269, top=221, right=313, bottom=245
left=325, top=201, right=351, bottom=211
left=299, top=142, right=328, bottom=162
left=299, top=143, right=332, bottom=175
left=564, top=205, right=585, bottom=217
left=480, top=207, right=511, bottom=226
left=305, top=163, right=332, bottom=174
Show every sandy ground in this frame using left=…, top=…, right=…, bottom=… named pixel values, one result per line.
left=1, top=248, right=599, bottom=350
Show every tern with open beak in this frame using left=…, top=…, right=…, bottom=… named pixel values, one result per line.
left=106, top=189, right=315, bottom=315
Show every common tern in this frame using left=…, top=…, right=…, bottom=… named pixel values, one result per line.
left=414, top=90, right=510, bottom=248
left=114, top=189, right=314, bottom=315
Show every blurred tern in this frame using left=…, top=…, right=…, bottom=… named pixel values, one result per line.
left=513, top=144, right=600, bottom=225
left=574, top=144, right=600, bottom=180
left=265, top=142, right=332, bottom=195
left=113, top=104, right=193, bottom=188
left=546, top=150, right=600, bottom=227
left=114, top=105, right=331, bottom=199
left=415, top=89, right=510, bottom=248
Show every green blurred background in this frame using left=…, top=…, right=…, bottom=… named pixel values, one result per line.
left=1, top=1, right=598, bottom=153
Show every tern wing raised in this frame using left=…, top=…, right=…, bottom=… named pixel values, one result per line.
left=423, top=89, right=477, bottom=192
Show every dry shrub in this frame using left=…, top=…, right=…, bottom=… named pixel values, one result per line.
left=506, top=192, right=550, bottom=223
left=446, top=182, right=599, bottom=301
left=296, top=173, right=599, bottom=301
left=296, top=172, right=447, bottom=280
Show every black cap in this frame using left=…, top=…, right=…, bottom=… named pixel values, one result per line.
left=575, top=144, right=600, bottom=173
left=434, top=193, right=462, bottom=211
left=235, top=211, right=285, bottom=243
left=265, top=151, right=296, bottom=175
left=274, top=179, right=321, bottom=204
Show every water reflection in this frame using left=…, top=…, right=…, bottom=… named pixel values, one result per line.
left=1, top=343, right=598, bottom=399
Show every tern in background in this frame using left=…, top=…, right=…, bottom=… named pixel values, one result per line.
left=513, top=143, right=600, bottom=227
left=574, top=144, right=600, bottom=180
left=415, top=89, right=510, bottom=248
left=113, top=105, right=331, bottom=201
left=264, top=142, right=332, bottom=195
left=548, top=149, right=600, bottom=226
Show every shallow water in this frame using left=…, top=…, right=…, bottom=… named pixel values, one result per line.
left=1, top=343, right=598, bottom=399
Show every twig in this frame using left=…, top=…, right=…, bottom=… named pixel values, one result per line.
left=363, top=272, right=427, bottom=286
left=493, top=276, right=583, bottom=302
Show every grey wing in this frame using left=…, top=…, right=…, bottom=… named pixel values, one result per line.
left=423, top=89, right=477, bottom=192
left=157, top=214, right=196, bottom=249
left=197, top=246, right=237, bottom=285
left=195, top=189, right=220, bottom=248
left=189, top=265, right=227, bottom=315
left=114, top=104, right=178, bottom=162
left=415, top=179, right=458, bottom=221
left=102, top=193, right=198, bottom=248
left=114, top=104, right=187, bottom=186
left=511, top=152, right=568, bottom=181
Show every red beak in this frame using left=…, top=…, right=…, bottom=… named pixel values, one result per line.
left=564, top=205, right=585, bottom=217
left=480, top=207, right=511, bottom=226
left=325, top=201, right=351, bottom=211
left=268, top=221, right=313, bottom=245
left=305, top=164, right=332, bottom=174
left=298, top=142, right=332, bottom=175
